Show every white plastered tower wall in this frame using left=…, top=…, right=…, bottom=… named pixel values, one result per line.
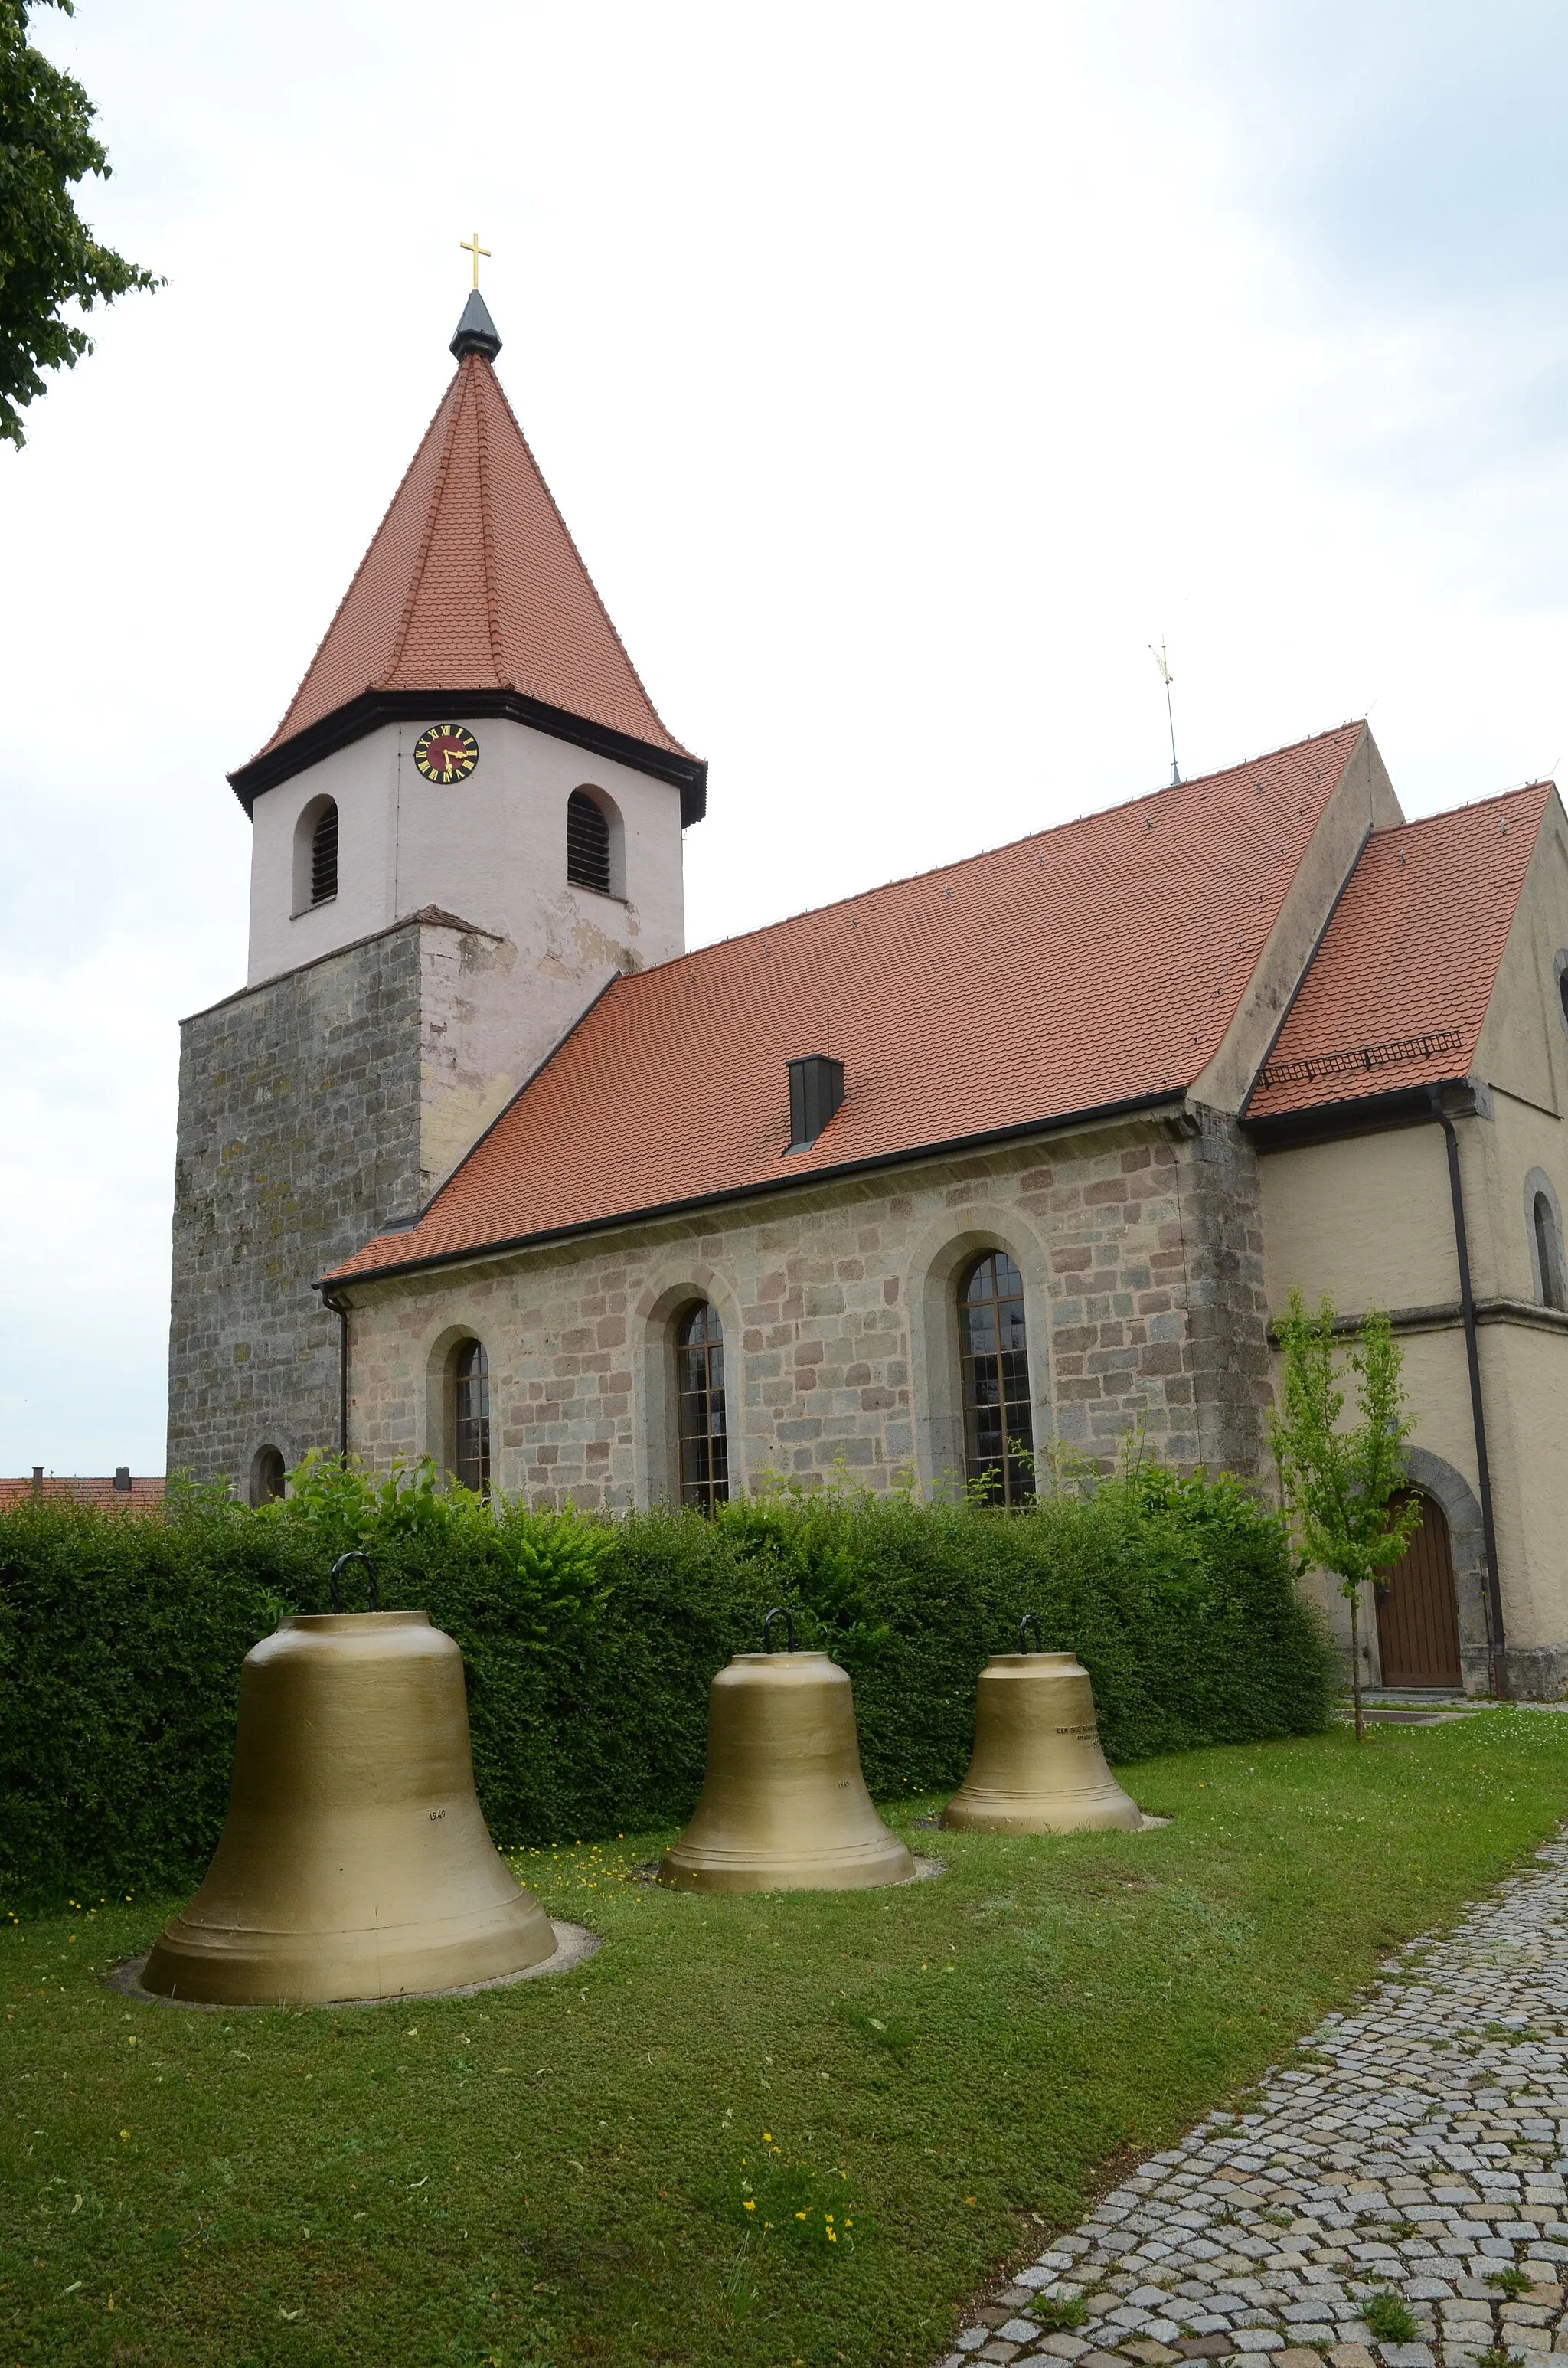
left=245, top=715, right=688, bottom=1205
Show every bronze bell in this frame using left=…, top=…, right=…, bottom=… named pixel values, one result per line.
left=942, top=1617, right=1142, bottom=1834
left=142, top=1553, right=557, bottom=2006
left=658, top=1608, right=915, bottom=1893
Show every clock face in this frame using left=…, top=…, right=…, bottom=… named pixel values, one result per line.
left=413, top=723, right=479, bottom=785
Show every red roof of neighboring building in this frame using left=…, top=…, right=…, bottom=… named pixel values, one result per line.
left=0, top=1476, right=166, bottom=1511
left=1246, top=781, right=1551, bottom=1121
left=328, top=724, right=1370, bottom=1284
left=236, top=348, right=695, bottom=786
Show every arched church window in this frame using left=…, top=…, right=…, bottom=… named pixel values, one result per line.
left=452, top=1339, right=491, bottom=1495
left=958, top=1250, right=1036, bottom=1506
left=676, top=1301, right=729, bottom=1508
left=1534, top=1192, right=1566, bottom=1312
left=566, top=789, right=612, bottom=895
left=311, top=800, right=338, bottom=906
left=249, top=1444, right=286, bottom=1506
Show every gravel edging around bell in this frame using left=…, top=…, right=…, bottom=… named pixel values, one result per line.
left=103, top=1919, right=601, bottom=2011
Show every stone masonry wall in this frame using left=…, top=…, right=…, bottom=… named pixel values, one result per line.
left=167, top=925, right=426, bottom=1488
left=341, top=1107, right=1275, bottom=1507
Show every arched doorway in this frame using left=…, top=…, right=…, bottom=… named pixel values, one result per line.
left=1375, top=1490, right=1462, bottom=1689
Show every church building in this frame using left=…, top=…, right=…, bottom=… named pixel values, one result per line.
left=168, top=292, right=1568, bottom=1699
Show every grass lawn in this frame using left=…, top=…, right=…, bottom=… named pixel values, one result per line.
left=5, top=1712, right=1568, bottom=2368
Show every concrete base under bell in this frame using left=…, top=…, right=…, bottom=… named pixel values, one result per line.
left=141, top=1611, right=557, bottom=2007
left=658, top=1649, right=915, bottom=1893
left=941, top=1648, right=1142, bottom=1835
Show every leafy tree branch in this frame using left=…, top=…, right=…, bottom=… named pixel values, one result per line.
left=1, top=0, right=160, bottom=447
left=1270, top=1289, right=1421, bottom=1741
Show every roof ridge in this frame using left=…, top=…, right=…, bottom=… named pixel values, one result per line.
left=259, top=370, right=464, bottom=753
left=473, top=359, right=508, bottom=687
left=378, top=355, right=478, bottom=690
left=644, top=721, right=1370, bottom=983
left=1369, top=779, right=1556, bottom=838
left=483, top=365, right=690, bottom=756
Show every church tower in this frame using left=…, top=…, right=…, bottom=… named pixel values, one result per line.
left=167, top=286, right=706, bottom=1493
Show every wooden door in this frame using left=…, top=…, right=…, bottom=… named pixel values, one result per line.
left=1374, top=1490, right=1462, bottom=1689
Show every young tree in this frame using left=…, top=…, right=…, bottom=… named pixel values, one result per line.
left=1270, top=1290, right=1422, bottom=1742
left=1, top=0, right=158, bottom=447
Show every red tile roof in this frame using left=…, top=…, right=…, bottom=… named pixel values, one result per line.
left=237, top=352, right=695, bottom=784
left=1246, top=782, right=1550, bottom=1120
left=328, top=724, right=1370, bottom=1285
left=0, top=1476, right=166, bottom=1511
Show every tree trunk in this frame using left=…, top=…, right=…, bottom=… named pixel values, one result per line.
left=1348, top=1585, right=1365, bottom=1744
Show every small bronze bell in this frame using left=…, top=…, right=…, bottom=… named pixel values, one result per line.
left=142, top=1553, right=557, bottom=2005
left=941, top=1617, right=1142, bottom=1834
left=658, top=1608, right=915, bottom=1893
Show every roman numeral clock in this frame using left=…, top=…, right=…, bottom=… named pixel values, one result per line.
left=413, top=724, right=479, bottom=785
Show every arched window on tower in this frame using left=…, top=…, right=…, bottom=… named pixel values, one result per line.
left=566, top=788, right=612, bottom=895
left=1534, top=1191, right=1566, bottom=1312
left=957, top=1251, right=1036, bottom=1506
left=249, top=1445, right=286, bottom=1506
left=452, top=1339, right=491, bottom=1495
left=310, top=799, right=338, bottom=905
left=676, top=1301, right=728, bottom=1508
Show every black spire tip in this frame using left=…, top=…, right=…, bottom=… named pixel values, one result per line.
left=450, top=289, right=501, bottom=363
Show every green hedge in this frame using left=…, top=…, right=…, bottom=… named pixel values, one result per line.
left=0, top=1461, right=1334, bottom=1908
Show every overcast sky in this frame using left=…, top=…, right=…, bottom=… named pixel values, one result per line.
left=5, top=0, right=1568, bottom=1477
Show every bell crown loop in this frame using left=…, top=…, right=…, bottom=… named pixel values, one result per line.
left=329, top=1550, right=379, bottom=1614
left=1018, top=1610, right=1045, bottom=1655
left=763, top=1605, right=797, bottom=1654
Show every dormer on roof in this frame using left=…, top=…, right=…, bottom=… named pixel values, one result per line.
left=227, top=297, right=706, bottom=823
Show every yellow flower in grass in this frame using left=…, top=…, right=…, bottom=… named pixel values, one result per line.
left=743, top=2199, right=756, bottom=2211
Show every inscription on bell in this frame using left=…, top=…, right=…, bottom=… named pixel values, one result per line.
left=942, top=1645, right=1142, bottom=1835
left=658, top=1627, right=915, bottom=1894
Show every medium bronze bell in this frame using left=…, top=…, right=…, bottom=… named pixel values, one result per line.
left=942, top=1619, right=1142, bottom=1834
left=142, top=1554, right=557, bottom=2005
left=658, top=1608, right=915, bottom=1893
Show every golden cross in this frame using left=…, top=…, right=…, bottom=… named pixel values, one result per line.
left=459, top=230, right=491, bottom=290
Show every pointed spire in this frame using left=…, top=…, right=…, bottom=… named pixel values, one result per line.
left=450, top=288, right=501, bottom=363
left=228, top=316, right=705, bottom=823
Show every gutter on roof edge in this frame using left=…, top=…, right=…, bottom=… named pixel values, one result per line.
left=314, top=1086, right=1194, bottom=1297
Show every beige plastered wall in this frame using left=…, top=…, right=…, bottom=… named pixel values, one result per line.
left=1258, top=795, right=1568, bottom=1683
left=338, top=1115, right=1253, bottom=1511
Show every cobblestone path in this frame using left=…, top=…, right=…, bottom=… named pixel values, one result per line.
left=939, top=1839, right=1568, bottom=2368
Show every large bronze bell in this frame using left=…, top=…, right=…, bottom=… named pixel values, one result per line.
left=941, top=1618, right=1142, bottom=1834
left=658, top=1608, right=915, bottom=1893
left=142, top=1554, right=557, bottom=2005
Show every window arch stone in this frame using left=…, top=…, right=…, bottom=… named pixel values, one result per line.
left=633, top=1268, right=747, bottom=1506
left=906, top=1209, right=1052, bottom=1500
left=423, top=1323, right=495, bottom=1490
left=1524, top=1167, right=1566, bottom=1311
left=566, top=784, right=623, bottom=898
left=292, top=793, right=339, bottom=914
left=249, top=1444, right=286, bottom=1506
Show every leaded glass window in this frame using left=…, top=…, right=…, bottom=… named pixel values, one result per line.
left=958, top=1251, right=1035, bottom=1506
left=676, top=1301, right=729, bottom=1508
left=453, top=1339, right=491, bottom=1495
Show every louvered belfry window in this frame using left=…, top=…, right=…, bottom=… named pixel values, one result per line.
left=958, top=1251, right=1036, bottom=1506
left=676, top=1301, right=729, bottom=1508
left=453, top=1339, right=491, bottom=1496
left=566, top=789, right=612, bottom=893
left=310, top=800, right=339, bottom=905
